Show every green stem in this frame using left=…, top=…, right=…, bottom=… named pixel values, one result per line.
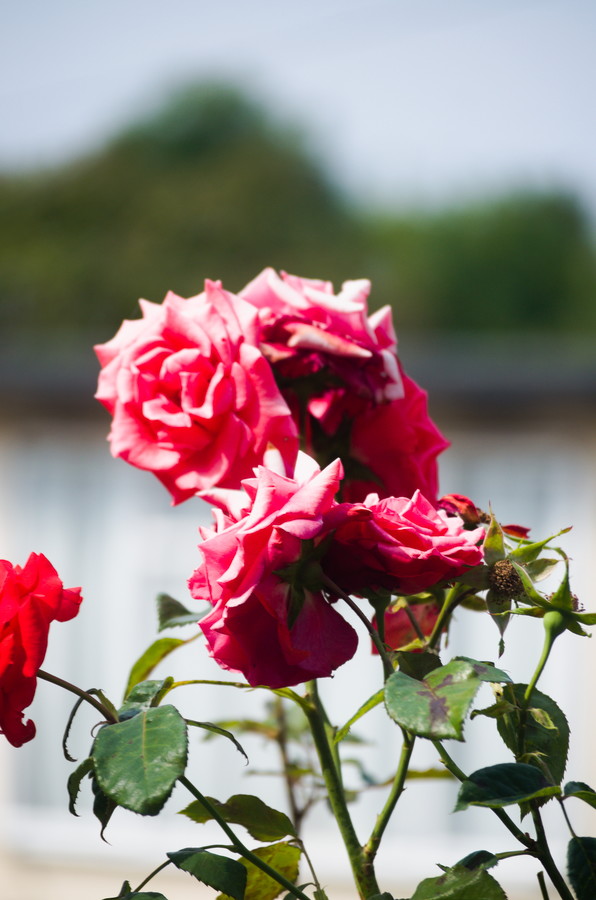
left=427, top=584, right=470, bottom=651
left=363, top=729, right=415, bottom=864
left=321, top=574, right=394, bottom=681
left=538, top=870, right=551, bottom=900
left=37, top=669, right=118, bottom=723
left=133, top=860, right=172, bottom=892
left=304, top=681, right=380, bottom=899
left=179, top=776, right=310, bottom=900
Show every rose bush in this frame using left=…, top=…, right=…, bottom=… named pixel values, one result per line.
left=95, top=280, right=298, bottom=504
left=323, top=489, right=484, bottom=598
left=189, top=458, right=358, bottom=688
left=239, top=268, right=448, bottom=503
left=0, top=553, right=82, bottom=747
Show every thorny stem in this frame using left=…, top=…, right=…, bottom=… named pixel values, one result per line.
left=304, top=680, right=381, bottom=899
left=179, top=776, right=311, bottom=900
left=37, top=669, right=118, bottom=723
left=321, top=574, right=394, bottom=681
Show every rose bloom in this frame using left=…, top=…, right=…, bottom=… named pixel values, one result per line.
left=240, top=268, right=447, bottom=503
left=323, top=490, right=484, bottom=598
left=374, top=599, right=442, bottom=653
left=0, top=553, right=82, bottom=747
left=95, top=280, right=298, bottom=504
left=188, top=458, right=357, bottom=688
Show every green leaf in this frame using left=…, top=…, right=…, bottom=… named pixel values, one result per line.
left=455, top=762, right=560, bottom=811
left=186, top=720, right=249, bottom=763
left=103, top=894, right=169, bottom=900
left=385, top=659, right=483, bottom=741
left=455, top=850, right=499, bottom=871
left=334, top=689, right=384, bottom=743
left=395, top=650, right=442, bottom=680
left=180, top=793, right=295, bottom=841
left=120, top=678, right=174, bottom=714
left=567, top=836, right=596, bottom=900
left=157, top=593, right=202, bottom=630
left=92, top=775, right=117, bottom=840
left=496, top=684, right=569, bottom=785
left=67, top=756, right=93, bottom=815
left=125, top=639, right=186, bottom=698
left=411, top=865, right=507, bottom=899
left=564, top=782, right=596, bottom=810
left=524, top=557, right=560, bottom=582
left=93, top=706, right=188, bottom=816
left=454, top=657, right=511, bottom=683
left=167, top=848, right=247, bottom=900
left=483, top=516, right=506, bottom=565
left=217, top=842, right=301, bottom=900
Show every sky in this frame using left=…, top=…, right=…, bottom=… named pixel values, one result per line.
left=2, top=0, right=596, bottom=211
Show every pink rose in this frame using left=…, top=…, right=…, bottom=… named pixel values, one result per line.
left=344, top=370, right=450, bottom=504
left=0, top=553, right=82, bottom=747
left=239, top=269, right=447, bottom=503
left=239, top=267, right=403, bottom=430
left=188, top=459, right=357, bottom=688
left=95, top=281, right=298, bottom=504
left=323, top=490, right=484, bottom=597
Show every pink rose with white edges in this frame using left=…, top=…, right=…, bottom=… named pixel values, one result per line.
left=239, top=268, right=403, bottom=429
left=188, top=458, right=357, bottom=688
left=323, top=489, right=484, bottom=598
left=95, top=281, right=298, bottom=504
left=240, top=268, right=448, bottom=503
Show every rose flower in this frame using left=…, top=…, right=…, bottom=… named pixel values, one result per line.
left=239, top=268, right=447, bottom=503
left=95, top=280, right=298, bottom=504
left=0, top=553, right=82, bottom=747
left=189, top=459, right=357, bottom=688
left=323, top=490, right=484, bottom=598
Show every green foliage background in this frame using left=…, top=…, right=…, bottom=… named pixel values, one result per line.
left=1, top=82, right=595, bottom=340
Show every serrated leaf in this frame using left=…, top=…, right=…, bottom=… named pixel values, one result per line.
left=180, top=794, right=295, bottom=841
left=217, top=842, right=301, bottom=900
left=335, top=689, right=384, bottom=743
left=455, top=762, right=560, bottom=811
left=471, top=699, right=517, bottom=721
left=455, top=850, right=499, bottom=871
left=157, top=593, right=202, bottom=630
left=385, top=660, right=482, bottom=741
left=92, top=774, right=117, bottom=840
left=496, top=684, right=569, bottom=785
left=454, top=657, right=511, bottom=683
left=564, top=782, right=596, bottom=810
left=395, top=650, right=442, bottom=680
left=411, top=864, right=507, bottom=899
left=167, top=848, right=247, bottom=900
left=568, top=836, right=596, bottom=900
left=528, top=707, right=556, bottom=730
left=120, top=678, right=174, bottom=715
left=67, top=756, right=94, bottom=815
left=125, top=639, right=186, bottom=698
left=93, top=706, right=188, bottom=816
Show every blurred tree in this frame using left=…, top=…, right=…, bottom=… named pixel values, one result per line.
left=0, top=81, right=595, bottom=341
left=0, top=83, right=363, bottom=339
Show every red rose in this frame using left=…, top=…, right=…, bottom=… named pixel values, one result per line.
left=188, top=459, right=357, bottom=688
left=323, top=490, right=484, bottom=597
left=0, top=553, right=82, bottom=747
left=374, top=599, right=442, bottom=653
left=95, top=281, right=298, bottom=504
left=345, top=370, right=449, bottom=504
